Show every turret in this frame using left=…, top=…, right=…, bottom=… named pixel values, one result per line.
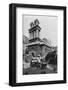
left=29, top=19, right=41, bottom=41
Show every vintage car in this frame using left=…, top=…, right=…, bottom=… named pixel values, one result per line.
left=30, top=57, right=41, bottom=68
left=30, top=56, right=47, bottom=69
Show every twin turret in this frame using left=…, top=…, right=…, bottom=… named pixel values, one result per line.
left=29, top=19, right=41, bottom=41
left=30, top=19, right=40, bottom=28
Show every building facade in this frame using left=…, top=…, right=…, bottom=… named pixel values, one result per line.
left=26, top=19, right=53, bottom=57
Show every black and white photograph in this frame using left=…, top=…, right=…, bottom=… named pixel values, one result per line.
left=23, top=15, right=57, bottom=75
left=9, top=3, right=66, bottom=86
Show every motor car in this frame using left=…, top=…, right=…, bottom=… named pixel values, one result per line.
left=30, top=57, right=41, bottom=68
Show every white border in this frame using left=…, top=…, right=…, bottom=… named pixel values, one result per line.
left=16, top=7, right=64, bottom=83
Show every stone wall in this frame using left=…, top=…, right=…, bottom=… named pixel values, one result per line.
left=28, top=45, right=41, bottom=56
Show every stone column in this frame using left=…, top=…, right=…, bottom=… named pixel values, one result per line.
left=34, top=31, right=35, bottom=38
left=31, top=32, right=33, bottom=39
left=30, top=32, right=31, bottom=39
left=32, top=32, right=33, bottom=39
left=36, top=30, right=38, bottom=38
left=38, top=31, right=40, bottom=38
left=35, top=31, right=36, bottom=38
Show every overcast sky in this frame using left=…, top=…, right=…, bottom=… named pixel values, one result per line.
left=23, top=15, right=58, bottom=46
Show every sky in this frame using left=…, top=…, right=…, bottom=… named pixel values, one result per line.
left=23, top=14, right=58, bottom=46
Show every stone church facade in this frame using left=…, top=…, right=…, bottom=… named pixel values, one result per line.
left=26, top=19, right=53, bottom=57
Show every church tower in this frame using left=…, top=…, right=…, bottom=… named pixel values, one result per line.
left=29, top=19, right=41, bottom=42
